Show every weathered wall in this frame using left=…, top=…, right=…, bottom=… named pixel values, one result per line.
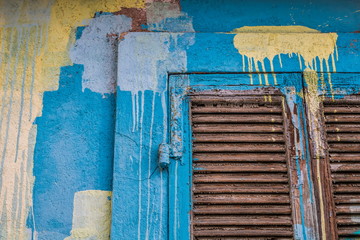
left=0, top=0, right=359, bottom=239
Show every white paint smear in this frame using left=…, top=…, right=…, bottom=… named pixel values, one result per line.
left=70, top=14, right=132, bottom=94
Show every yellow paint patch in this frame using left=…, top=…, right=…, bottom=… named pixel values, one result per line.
left=65, top=190, right=112, bottom=240
left=0, top=0, right=144, bottom=239
left=233, top=26, right=338, bottom=84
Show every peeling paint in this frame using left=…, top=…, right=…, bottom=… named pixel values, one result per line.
left=70, top=14, right=132, bottom=94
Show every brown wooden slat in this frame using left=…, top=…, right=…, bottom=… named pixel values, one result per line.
left=325, top=114, right=360, bottom=123
left=324, top=97, right=360, bottom=105
left=333, top=184, right=360, bottom=193
left=335, top=195, right=360, bottom=204
left=337, top=226, right=360, bottom=236
left=193, top=173, right=289, bottom=183
left=193, top=153, right=286, bottom=162
left=337, top=215, right=360, bottom=225
left=330, top=153, right=360, bottom=162
left=194, top=163, right=288, bottom=173
left=193, top=226, right=294, bottom=237
left=191, top=96, right=283, bottom=105
left=195, top=237, right=293, bottom=240
left=332, top=173, right=360, bottom=183
left=193, top=143, right=285, bottom=153
left=193, top=205, right=291, bottom=215
left=193, top=194, right=290, bottom=204
left=329, top=143, right=360, bottom=152
left=193, top=123, right=283, bottom=133
left=336, top=205, right=360, bottom=214
left=193, top=133, right=284, bottom=143
left=327, top=133, right=360, bottom=143
left=193, top=183, right=289, bottom=194
left=192, top=114, right=283, bottom=123
left=331, top=163, right=360, bottom=172
left=191, top=106, right=282, bottom=114
left=326, top=124, right=360, bottom=133
left=324, top=106, right=360, bottom=114
left=193, top=215, right=292, bottom=226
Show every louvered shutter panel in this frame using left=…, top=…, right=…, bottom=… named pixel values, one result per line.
left=323, top=96, right=360, bottom=239
left=190, top=94, right=295, bottom=239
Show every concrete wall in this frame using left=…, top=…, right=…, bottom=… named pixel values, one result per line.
left=0, top=0, right=359, bottom=239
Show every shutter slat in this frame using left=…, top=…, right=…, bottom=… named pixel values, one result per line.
left=327, top=133, right=360, bottom=142
left=336, top=205, right=360, bottom=214
left=193, top=153, right=286, bottom=162
left=334, top=184, right=360, bottom=193
left=193, top=173, right=289, bottom=183
left=324, top=106, right=360, bottom=114
left=330, top=153, right=360, bottom=162
left=193, top=133, right=284, bottom=143
left=193, top=194, right=290, bottom=204
left=193, top=215, right=292, bottom=226
left=193, top=205, right=291, bottom=215
left=325, top=115, right=360, bottom=123
left=193, top=183, right=289, bottom=194
left=338, top=226, right=360, bottom=236
left=335, top=195, right=360, bottom=204
left=323, top=97, right=360, bottom=105
left=191, top=94, right=294, bottom=238
left=192, top=114, right=283, bottom=123
left=193, top=123, right=283, bottom=133
left=193, top=227, right=294, bottom=237
left=332, top=173, right=360, bottom=183
left=191, top=106, right=282, bottom=114
left=331, top=163, right=360, bottom=172
left=326, top=124, right=360, bottom=133
left=193, top=143, right=285, bottom=153
left=191, top=96, right=283, bottom=104
left=195, top=237, right=293, bottom=240
left=337, top=215, right=360, bottom=225
left=194, top=163, right=288, bottom=173
left=329, top=143, right=360, bottom=152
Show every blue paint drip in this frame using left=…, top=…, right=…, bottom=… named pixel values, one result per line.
left=30, top=64, right=115, bottom=239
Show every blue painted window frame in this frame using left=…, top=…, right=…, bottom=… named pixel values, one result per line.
left=168, top=73, right=318, bottom=240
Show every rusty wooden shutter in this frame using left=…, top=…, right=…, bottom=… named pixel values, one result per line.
left=323, top=96, right=360, bottom=239
left=190, top=94, right=295, bottom=239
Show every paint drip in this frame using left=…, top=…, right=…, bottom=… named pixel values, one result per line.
left=233, top=26, right=338, bottom=85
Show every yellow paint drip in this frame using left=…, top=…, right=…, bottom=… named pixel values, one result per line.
left=233, top=26, right=338, bottom=85
left=0, top=0, right=144, bottom=239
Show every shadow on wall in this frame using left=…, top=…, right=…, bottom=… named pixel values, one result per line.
left=29, top=64, right=115, bottom=239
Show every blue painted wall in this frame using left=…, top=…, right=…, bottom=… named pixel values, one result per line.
left=32, top=64, right=115, bottom=239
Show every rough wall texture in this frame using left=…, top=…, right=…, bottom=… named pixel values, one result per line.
left=0, top=0, right=359, bottom=239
